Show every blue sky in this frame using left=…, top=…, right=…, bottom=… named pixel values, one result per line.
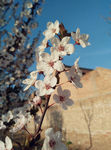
left=35, top=0, right=111, bottom=69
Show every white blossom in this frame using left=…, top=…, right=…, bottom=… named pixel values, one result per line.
left=37, top=52, right=64, bottom=75
left=13, top=112, right=33, bottom=132
left=51, top=36, right=74, bottom=56
left=2, top=111, right=13, bottom=123
left=0, top=136, right=13, bottom=150
left=0, top=120, right=6, bottom=130
left=43, top=20, right=59, bottom=40
left=71, top=28, right=90, bottom=48
left=22, top=70, right=38, bottom=91
left=31, top=95, right=42, bottom=106
left=37, top=8, right=42, bottom=15
left=42, top=128, right=68, bottom=150
left=35, top=75, right=57, bottom=96
left=33, top=0, right=38, bottom=2
left=37, top=38, right=48, bottom=52
left=65, top=58, right=82, bottom=88
left=74, top=57, right=82, bottom=77
left=53, top=86, right=74, bottom=110
left=25, top=2, right=33, bottom=8
left=10, top=114, right=26, bottom=133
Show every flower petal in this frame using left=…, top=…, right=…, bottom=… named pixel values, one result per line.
left=24, top=84, right=31, bottom=91
left=61, top=103, right=67, bottom=110
left=45, top=128, right=54, bottom=138
left=30, top=71, right=38, bottom=78
left=49, top=76, right=57, bottom=87
left=37, top=61, right=47, bottom=71
left=65, top=99, right=74, bottom=106
left=61, top=36, right=70, bottom=45
left=55, top=142, right=68, bottom=150
left=22, top=79, right=32, bottom=85
left=54, top=20, right=59, bottom=28
left=37, top=61, right=53, bottom=75
left=54, top=61, right=64, bottom=72
left=47, top=22, right=53, bottom=28
left=44, top=75, right=57, bottom=87
left=44, top=65, right=54, bottom=75
left=53, top=94, right=60, bottom=103
left=71, top=80, right=83, bottom=88
left=51, top=51, right=59, bottom=61
left=43, top=30, right=52, bottom=39
left=57, top=86, right=63, bottom=96
left=46, top=88, right=54, bottom=95
left=81, top=34, right=89, bottom=40
left=76, top=28, right=80, bottom=39
left=41, top=138, right=49, bottom=150
left=55, top=131, right=62, bottom=141
left=65, top=44, right=75, bottom=55
left=37, top=88, right=46, bottom=96
left=71, top=32, right=76, bottom=41
left=35, top=80, right=44, bottom=89
left=5, top=136, right=13, bottom=150
left=62, top=90, right=71, bottom=98
left=40, top=52, right=50, bottom=62
left=79, top=39, right=86, bottom=48
left=50, top=37, right=60, bottom=46
left=54, top=20, right=59, bottom=33
left=0, top=141, right=5, bottom=150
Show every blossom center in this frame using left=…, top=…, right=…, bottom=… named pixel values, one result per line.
left=45, top=84, right=51, bottom=90
left=71, top=76, right=76, bottom=81
left=52, top=28, right=56, bottom=33
left=48, top=61, right=54, bottom=67
left=76, top=40, right=80, bottom=45
left=58, top=45, right=64, bottom=51
left=49, top=139, right=56, bottom=148
left=74, top=68, right=78, bottom=73
left=59, top=96, right=65, bottom=102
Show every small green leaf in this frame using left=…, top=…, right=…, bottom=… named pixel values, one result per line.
left=66, top=141, right=72, bottom=145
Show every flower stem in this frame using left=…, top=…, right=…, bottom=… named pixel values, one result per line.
left=56, top=81, right=69, bottom=86
left=48, top=102, right=56, bottom=108
left=23, top=126, right=32, bottom=137
left=39, top=105, right=43, bottom=114
left=29, top=95, right=50, bottom=146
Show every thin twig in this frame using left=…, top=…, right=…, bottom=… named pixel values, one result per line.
left=29, top=95, right=50, bottom=146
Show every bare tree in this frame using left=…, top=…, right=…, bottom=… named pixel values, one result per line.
left=80, top=100, right=94, bottom=150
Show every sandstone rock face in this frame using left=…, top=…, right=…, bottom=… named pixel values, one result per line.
left=42, top=67, right=111, bottom=150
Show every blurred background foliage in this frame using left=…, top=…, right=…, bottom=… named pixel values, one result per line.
left=0, top=0, right=44, bottom=115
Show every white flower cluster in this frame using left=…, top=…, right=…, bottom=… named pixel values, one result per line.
left=0, top=0, right=44, bottom=112
left=71, top=28, right=90, bottom=48
left=22, top=20, right=90, bottom=109
left=0, top=136, right=13, bottom=150
left=23, top=20, right=90, bottom=149
left=0, top=104, right=38, bottom=133
left=42, top=128, right=68, bottom=150
left=0, top=20, right=90, bottom=149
